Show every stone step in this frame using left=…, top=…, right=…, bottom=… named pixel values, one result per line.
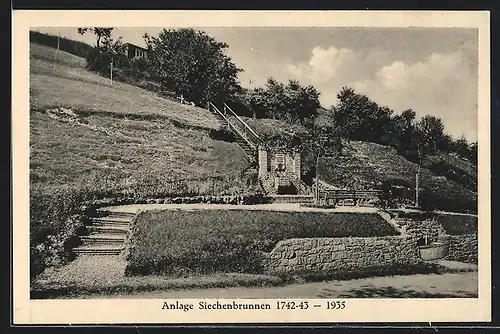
left=93, top=216, right=134, bottom=225
left=81, top=233, right=127, bottom=246
left=97, top=210, right=137, bottom=219
left=73, top=245, right=125, bottom=255
left=90, top=225, right=130, bottom=235
left=93, top=222, right=131, bottom=229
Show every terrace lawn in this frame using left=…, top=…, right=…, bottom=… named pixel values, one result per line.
left=127, top=209, right=398, bottom=276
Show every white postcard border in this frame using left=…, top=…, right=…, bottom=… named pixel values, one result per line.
left=12, top=10, right=491, bottom=324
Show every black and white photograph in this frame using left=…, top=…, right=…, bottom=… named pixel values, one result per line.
left=12, top=10, right=491, bottom=324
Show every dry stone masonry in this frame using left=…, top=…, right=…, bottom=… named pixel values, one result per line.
left=264, top=235, right=422, bottom=275
left=441, top=234, right=478, bottom=264
left=258, top=146, right=302, bottom=194
left=401, top=218, right=477, bottom=264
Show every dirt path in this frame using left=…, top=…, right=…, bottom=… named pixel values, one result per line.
left=86, top=272, right=477, bottom=299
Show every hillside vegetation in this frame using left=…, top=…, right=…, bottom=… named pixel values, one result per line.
left=30, top=43, right=257, bottom=197
left=29, top=43, right=262, bottom=278
left=319, top=140, right=477, bottom=213
left=29, top=40, right=477, bottom=276
left=30, top=43, right=477, bottom=205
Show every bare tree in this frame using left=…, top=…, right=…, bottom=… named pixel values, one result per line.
left=77, top=28, right=114, bottom=51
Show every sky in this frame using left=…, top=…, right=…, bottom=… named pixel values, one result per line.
left=33, top=27, right=478, bottom=141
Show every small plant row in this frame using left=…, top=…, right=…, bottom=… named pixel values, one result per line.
left=91, top=193, right=274, bottom=208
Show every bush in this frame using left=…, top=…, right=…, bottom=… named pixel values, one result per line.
left=389, top=210, right=477, bottom=235
left=427, top=160, right=477, bottom=192
left=30, top=184, right=96, bottom=279
left=85, top=48, right=129, bottom=77
left=380, top=178, right=414, bottom=208
left=419, top=186, right=477, bottom=214
left=434, top=215, right=477, bottom=235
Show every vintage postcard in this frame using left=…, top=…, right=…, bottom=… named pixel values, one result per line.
left=12, top=10, right=491, bottom=324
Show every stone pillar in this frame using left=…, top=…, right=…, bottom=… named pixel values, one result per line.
left=293, top=153, right=301, bottom=180
left=258, top=146, right=268, bottom=179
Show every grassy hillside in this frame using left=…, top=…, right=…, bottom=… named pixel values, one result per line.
left=30, top=42, right=476, bottom=210
left=30, top=30, right=95, bottom=60
left=30, top=43, right=257, bottom=197
left=319, top=140, right=477, bottom=213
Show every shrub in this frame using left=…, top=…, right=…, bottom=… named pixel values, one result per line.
left=434, top=215, right=477, bottom=235
left=427, top=160, right=477, bottom=192
left=380, top=178, right=414, bottom=208
left=419, top=186, right=477, bottom=214
left=208, top=128, right=237, bottom=142
left=85, top=48, right=129, bottom=77
left=29, top=184, right=96, bottom=279
left=390, top=210, right=477, bottom=235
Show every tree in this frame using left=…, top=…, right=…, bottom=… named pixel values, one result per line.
left=84, top=34, right=127, bottom=75
left=77, top=28, right=113, bottom=51
left=144, top=28, right=242, bottom=105
left=469, top=141, right=478, bottom=164
left=401, top=109, right=416, bottom=126
left=239, top=78, right=320, bottom=126
left=332, top=87, right=395, bottom=145
left=395, top=109, right=419, bottom=159
left=415, top=115, right=445, bottom=153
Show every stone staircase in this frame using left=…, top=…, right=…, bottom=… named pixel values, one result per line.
left=73, top=210, right=137, bottom=256
left=234, top=135, right=255, bottom=157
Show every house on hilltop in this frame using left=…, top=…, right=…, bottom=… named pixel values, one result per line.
left=123, top=43, right=148, bottom=59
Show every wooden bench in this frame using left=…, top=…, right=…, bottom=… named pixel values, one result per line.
left=316, top=189, right=382, bottom=206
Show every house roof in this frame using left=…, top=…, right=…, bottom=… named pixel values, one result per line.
left=124, top=42, right=148, bottom=51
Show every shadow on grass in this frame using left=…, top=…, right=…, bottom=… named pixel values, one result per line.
left=318, top=286, right=478, bottom=298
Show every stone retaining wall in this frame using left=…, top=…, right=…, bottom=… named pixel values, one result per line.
left=402, top=218, right=477, bottom=264
left=404, top=219, right=447, bottom=243
left=264, top=235, right=422, bottom=276
left=441, top=234, right=478, bottom=264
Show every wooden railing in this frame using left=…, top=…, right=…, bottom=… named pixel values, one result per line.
left=223, top=103, right=261, bottom=146
left=208, top=101, right=257, bottom=151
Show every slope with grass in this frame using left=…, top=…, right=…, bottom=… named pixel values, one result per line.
left=319, top=140, right=477, bottom=213
left=30, top=43, right=258, bottom=196
left=30, top=42, right=477, bottom=208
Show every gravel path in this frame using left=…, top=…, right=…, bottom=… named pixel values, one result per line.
left=89, top=272, right=478, bottom=299
left=35, top=255, right=128, bottom=286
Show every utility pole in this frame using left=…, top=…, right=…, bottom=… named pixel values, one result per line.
left=53, top=34, right=58, bottom=75
left=315, top=154, right=320, bottom=204
left=415, top=165, right=420, bottom=208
